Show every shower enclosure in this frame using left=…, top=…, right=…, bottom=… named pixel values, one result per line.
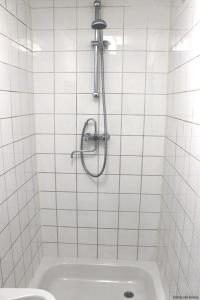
left=0, top=0, right=199, bottom=299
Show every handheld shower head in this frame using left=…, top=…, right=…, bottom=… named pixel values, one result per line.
left=92, top=19, right=107, bottom=30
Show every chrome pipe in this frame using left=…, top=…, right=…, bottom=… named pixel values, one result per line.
left=93, top=42, right=99, bottom=97
left=94, top=0, right=101, bottom=19
left=93, top=30, right=100, bottom=97
left=93, top=0, right=101, bottom=98
left=92, top=1, right=109, bottom=97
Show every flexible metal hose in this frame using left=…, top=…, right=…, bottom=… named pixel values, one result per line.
left=80, top=37, right=108, bottom=178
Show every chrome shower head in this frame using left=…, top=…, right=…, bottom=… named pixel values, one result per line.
left=92, top=19, right=107, bottom=30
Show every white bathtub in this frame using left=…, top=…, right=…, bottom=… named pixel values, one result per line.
left=29, top=257, right=165, bottom=300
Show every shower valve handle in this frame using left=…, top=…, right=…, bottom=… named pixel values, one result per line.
left=84, top=133, right=110, bottom=142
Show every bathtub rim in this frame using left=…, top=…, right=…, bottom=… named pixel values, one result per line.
left=29, top=257, right=166, bottom=300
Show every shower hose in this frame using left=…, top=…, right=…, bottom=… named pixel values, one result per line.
left=80, top=38, right=108, bottom=178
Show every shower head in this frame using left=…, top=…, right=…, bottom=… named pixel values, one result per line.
left=92, top=19, right=107, bottom=30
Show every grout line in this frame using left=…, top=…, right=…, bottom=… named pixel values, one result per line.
left=116, top=1, right=125, bottom=260
left=52, top=0, right=59, bottom=257
left=75, top=0, right=79, bottom=258
left=136, top=26, right=148, bottom=260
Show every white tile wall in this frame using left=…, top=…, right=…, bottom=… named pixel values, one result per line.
left=157, top=0, right=200, bottom=299
left=0, top=0, right=41, bottom=287
left=32, top=0, right=169, bottom=260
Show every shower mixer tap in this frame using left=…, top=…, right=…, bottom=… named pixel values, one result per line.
left=84, top=132, right=110, bottom=142
left=70, top=118, right=110, bottom=159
